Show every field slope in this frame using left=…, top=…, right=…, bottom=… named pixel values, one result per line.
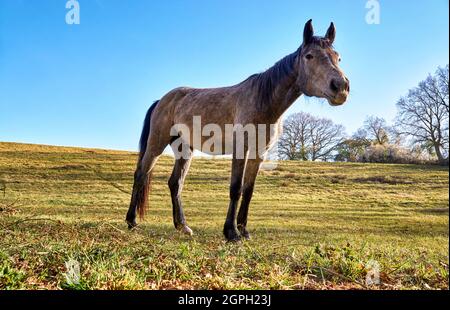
left=0, top=142, right=448, bottom=289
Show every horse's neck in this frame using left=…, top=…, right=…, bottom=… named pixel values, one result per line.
left=270, top=74, right=302, bottom=118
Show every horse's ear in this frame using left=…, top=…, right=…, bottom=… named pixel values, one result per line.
left=325, top=22, right=336, bottom=44
left=303, top=19, right=314, bottom=45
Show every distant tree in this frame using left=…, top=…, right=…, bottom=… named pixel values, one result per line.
left=335, top=136, right=371, bottom=162
left=363, top=116, right=391, bottom=145
left=395, top=65, right=449, bottom=164
left=278, top=113, right=312, bottom=160
left=352, top=128, right=369, bottom=141
left=335, top=118, right=392, bottom=162
left=309, top=118, right=346, bottom=161
left=436, top=65, right=449, bottom=114
left=279, top=112, right=345, bottom=161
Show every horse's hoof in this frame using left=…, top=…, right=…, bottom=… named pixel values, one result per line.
left=126, top=220, right=137, bottom=230
left=226, top=236, right=242, bottom=243
left=180, top=225, right=194, bottom=236
left=241, top=230, right=251, bottom=240
left=224, top=228, right=241, bottom=242
left=238, top=226, right=251, bottom=240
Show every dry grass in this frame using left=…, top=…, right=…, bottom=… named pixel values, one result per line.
left=0, top=142, right=448, bottom=290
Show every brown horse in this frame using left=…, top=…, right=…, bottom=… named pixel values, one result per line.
left=126, top=20, right=350, bottom=241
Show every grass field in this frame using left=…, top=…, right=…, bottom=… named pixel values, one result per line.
left=0, top=142, right=448, bottom=290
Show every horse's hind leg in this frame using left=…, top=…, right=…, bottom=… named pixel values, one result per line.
left=126, top=150, right=161, bottom=228
left=126, top=133, right=169, bottom=229
left=168, top=145, right=193, bottom=235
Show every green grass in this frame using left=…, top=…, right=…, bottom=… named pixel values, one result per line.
left=0, top=142, right=448, bottom=290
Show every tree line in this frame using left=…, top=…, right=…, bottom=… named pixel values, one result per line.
left=278, top=65, right=449, bottom=165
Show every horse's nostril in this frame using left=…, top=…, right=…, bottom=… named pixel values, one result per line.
left=330, top=80, right=339, bottom=93
left=331, top=79, right=349, bottom=93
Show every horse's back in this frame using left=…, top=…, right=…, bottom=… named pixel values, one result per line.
left=157, top=86, right=238, bottom=126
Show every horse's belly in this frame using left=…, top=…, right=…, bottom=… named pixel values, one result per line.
left=192, top=129, right=234, bottom=155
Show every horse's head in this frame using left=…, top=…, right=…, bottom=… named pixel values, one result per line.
left=296, top=20, right=350, bottom=106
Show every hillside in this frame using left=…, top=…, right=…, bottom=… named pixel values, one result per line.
left=0, top=142, right=448, bottom=289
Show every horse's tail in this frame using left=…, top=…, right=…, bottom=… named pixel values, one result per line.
left=135, top=100, right=159, bottom=220
left=139, top=100, right=159, bottom=161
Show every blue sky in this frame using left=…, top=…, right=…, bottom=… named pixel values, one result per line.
left=0, top=0, right=448, bottom=151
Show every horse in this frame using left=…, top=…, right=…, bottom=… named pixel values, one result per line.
left=126, top=20, right=350, bottom=241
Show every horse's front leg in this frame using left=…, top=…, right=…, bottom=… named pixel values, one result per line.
left=168, top=145, right=193, bottom=236
left=223, top=156, right=247, bottom=242
left=237, top=158, right=262, bottom=240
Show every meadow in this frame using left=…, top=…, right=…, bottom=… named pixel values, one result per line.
left=0, top=142, right=448, bottom=290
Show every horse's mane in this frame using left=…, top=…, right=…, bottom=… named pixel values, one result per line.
left=244, top=37, right=332, bottom=110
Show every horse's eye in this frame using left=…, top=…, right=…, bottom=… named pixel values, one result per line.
left=305, top=54, right=314, bottom=60
left=339, top=58, right=342, bottom=62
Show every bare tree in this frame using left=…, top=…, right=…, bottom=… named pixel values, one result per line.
left=396, top=65, right=449, bottom=164
left=363, top=116, right=390, bottom=145
left=279, top=112, right=345, bottom=161
left=335, top=132, right=371, bottom=162
left=309, top=118, right=346, bottom=161
left=434, top=65, right=449, bottom=114
left=278, top=113, right=312, bottom=160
